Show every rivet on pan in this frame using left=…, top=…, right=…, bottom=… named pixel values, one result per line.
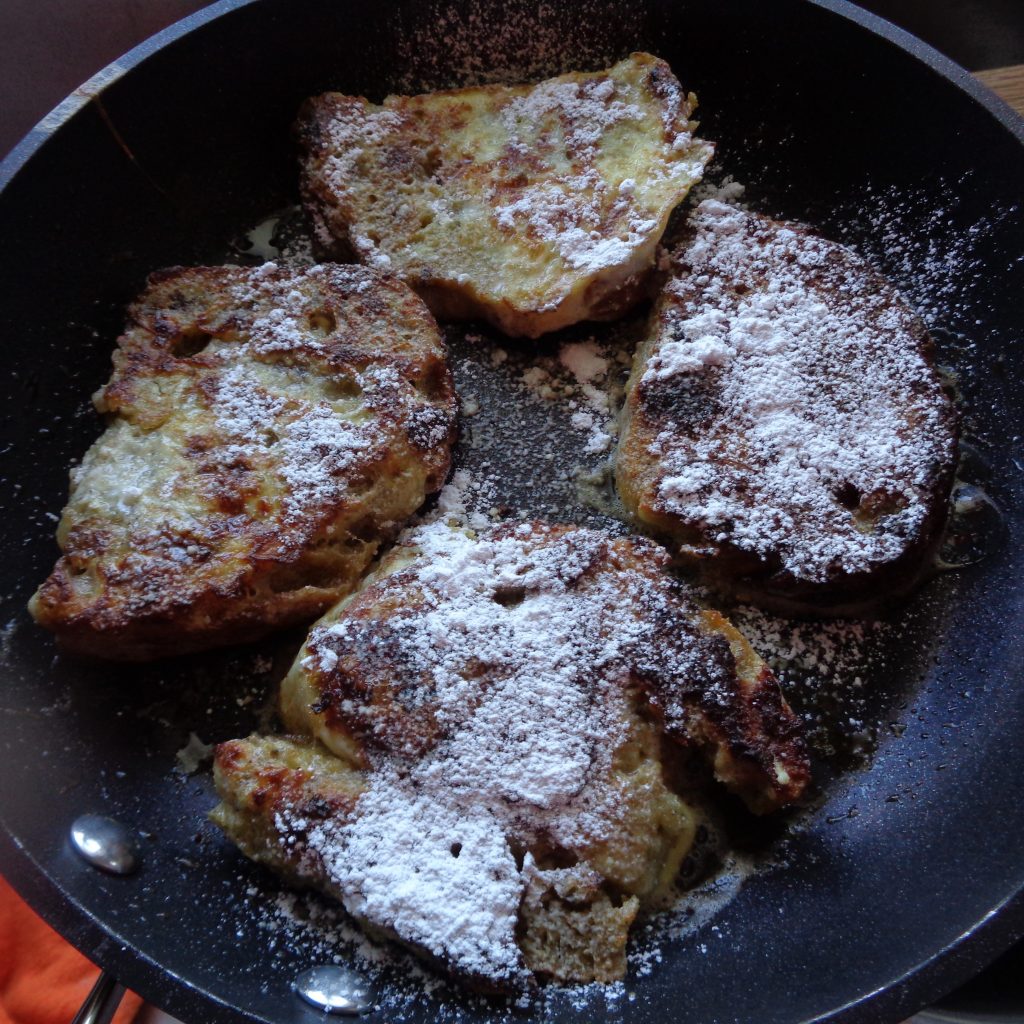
left=69, top=814, right=139, bottom=875
left=294, top=966, right=377, bottom=1016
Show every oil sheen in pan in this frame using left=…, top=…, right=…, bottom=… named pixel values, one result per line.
left=208, top=188, right=1001, bottom=1014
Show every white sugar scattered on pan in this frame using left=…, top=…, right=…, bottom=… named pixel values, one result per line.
left=393, top=0, right=636, bottom=92
left=838, top=180, right=1018, bottom=325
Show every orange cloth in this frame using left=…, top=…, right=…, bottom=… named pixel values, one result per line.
left=0, top=874, right=142, bottom=1024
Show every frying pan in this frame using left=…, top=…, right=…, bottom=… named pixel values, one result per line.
left=0, top=1, right=1022, bottom=1022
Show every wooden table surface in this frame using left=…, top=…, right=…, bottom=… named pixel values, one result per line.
left=976, top=63, right=1024, bottom=115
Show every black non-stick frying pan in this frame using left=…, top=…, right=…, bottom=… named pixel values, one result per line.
left=1, top=1, right=1022, bottom=1022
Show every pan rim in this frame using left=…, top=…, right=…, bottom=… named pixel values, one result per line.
left=0, top=0, right=256, bottom=186
left=1, top=0, right=1022, bottom=191
left=0, top=1, right=1022, bottom=1022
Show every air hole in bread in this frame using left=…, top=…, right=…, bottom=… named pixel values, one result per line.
left=535, top=846, right=580, bottom=870
left=324, top=377, right=363, bottom=400
left=348, top=517, right=380, bottom=543
left=605, top=889, right=627, bottom=909
left=833, top=481, right=862, bottom=511
left=308, top=310, right=337, bottom=335
left=171, top=329, right=213, bottom=358
left=492, top=585, right=526, bottom=607
left=856, top=489, right=910, bottom=527
left=421, top=147, right=442, bottom=177
left=416, top=361, right=450, bottom=400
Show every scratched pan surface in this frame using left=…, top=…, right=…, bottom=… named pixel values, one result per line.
left=0, top=1, right=1023, bottom=1022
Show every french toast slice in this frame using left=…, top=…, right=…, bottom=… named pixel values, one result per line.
left=616, top=200, right=959, bottom=615
left=296, top=53, right=713, bottom=338
left=30, top=264, right=456, bottom=660
left=212, top=522, right=808, bottom=989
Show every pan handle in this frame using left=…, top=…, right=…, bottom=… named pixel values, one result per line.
left=71, top=970, right=126, bottom=1024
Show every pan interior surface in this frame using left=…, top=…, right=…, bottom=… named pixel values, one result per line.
left=0, top=2, right=1022, bottom=1023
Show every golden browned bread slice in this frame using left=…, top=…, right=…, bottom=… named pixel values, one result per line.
left=616, top=200, right=959, bottom=615
left=296, top=53, right=714, bottom=338
left=212, top=521, right=808, bottom=990
left=210, top=734, right=366, bottom=888
left=29, top=264, right=456, bottom=660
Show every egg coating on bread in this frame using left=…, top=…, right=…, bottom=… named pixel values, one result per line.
left=30, top=264, right=456, bottom=660
left=296, top=52, right=713, bottom=338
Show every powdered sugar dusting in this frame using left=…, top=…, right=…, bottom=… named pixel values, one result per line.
left=194, top=264, right=441, bottom=526
left=492, top=171, right=660, bottom=275
left=318, top=106, right=405, bottom=199
left=392, top=0, right=652, bottom=93
left=210, top=365, right=373, bottom=522
left=559, top=339, right=609, bottom=383
left=691, top=172, right=748, bottom=207
left=639, top=199, right=957, bottom=582
left=484, top=68, right=703, bottom=274
left=498, top=77, right=644, bottom=150
left=428, top=468, right=496, bottom=532
left=279, top=405, right=371, bottom=516
left=832, top=178, right=1019, bottom=326
left=310, top=781, right=525, bottom=983
left=732, top=606, right=888, bottom=762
